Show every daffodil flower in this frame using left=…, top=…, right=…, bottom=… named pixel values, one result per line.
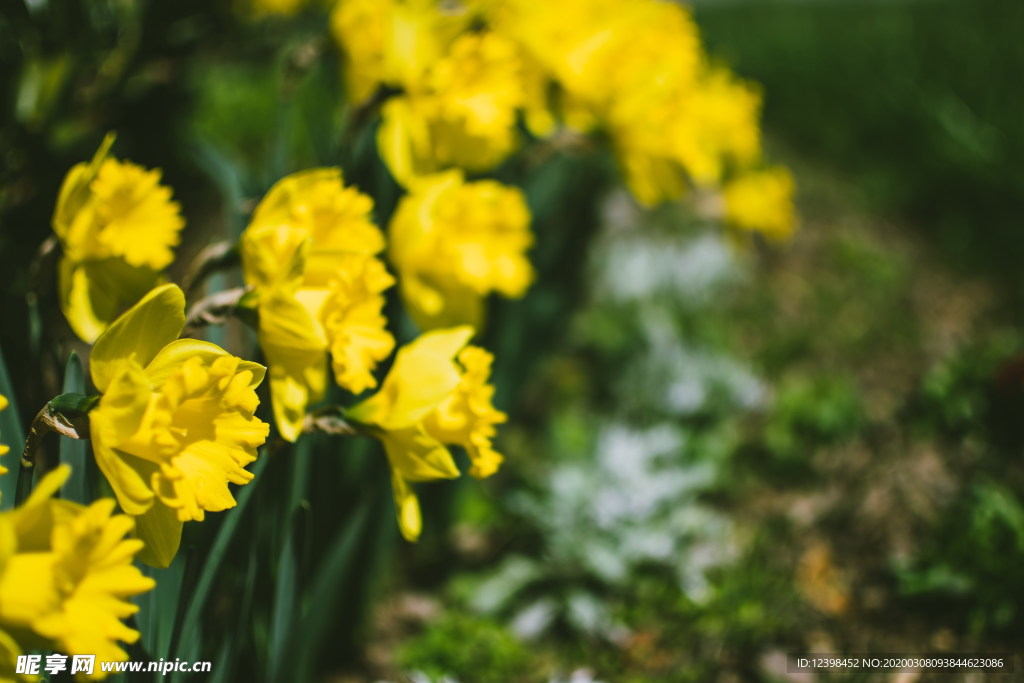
left=87, top=284, right=269, bottom=567
left=239, top=169, right=395, bottom=442
left=52, top=135, right=185, bottom=343
left=376, top=31, right=540, bottom=186
left=388, top=170, right=534, bottom=331
left=0, top=466, right=155, bottom=679
left=346, top=327, right=507, bottom=541
left=487, top=0, right=778, bottom=207
left=329, top=0, right=470, bottom=104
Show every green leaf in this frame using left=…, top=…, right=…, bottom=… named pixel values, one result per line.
left=136, top=554, right=185, bottom=662
left=0, top=345, right=25, bottom=510
left=286, top=500, right=370, bottom=683
left=206, top=632, right=237, bottom=683
left=268, top=511, right=299, bottom=682
left=59, top=353, right=90, bottom=504
left=269, top=436, right=312, bottom=681
left=173, top=453, right=270, bottom=662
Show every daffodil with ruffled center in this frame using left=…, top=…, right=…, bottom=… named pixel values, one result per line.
left=388, top=170, right=533, bottom=330
left=240, top=169, right=395, bottom=441
left=329, top=0, right=470, bottom=104
left=377, top=31, right=544, bottom=185
left=347, top=327, right=507, bottom=541
left=53, top=135, right=184, bottom=343
left=0, top=466, right=154, bottom=679
left=87, top=284, right=269, bottom=567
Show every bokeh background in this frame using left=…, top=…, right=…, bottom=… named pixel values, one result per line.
left=2, top=0, right=1024, bottom=680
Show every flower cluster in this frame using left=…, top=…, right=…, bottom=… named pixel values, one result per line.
left=239, top=168, right=393, bottom=441
left=330, top=0, right=796, bottom=239
left=3, top=0, right=796, bottom=670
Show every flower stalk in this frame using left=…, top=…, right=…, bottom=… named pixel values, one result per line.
left=183, top=285, right=251, bottom=334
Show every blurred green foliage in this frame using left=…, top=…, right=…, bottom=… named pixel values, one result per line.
left=398, top=613, right=534, bottom=683
left=698, top=0, right=1024, bottom=298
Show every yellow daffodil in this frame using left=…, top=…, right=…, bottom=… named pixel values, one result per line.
left=488, top=0, right=783, bottom=208
left=377, top=31, right=540, bottom=185
left=239, top=169, right=395, bottom=441
left=346, top=327, right=506, bottom=541
left=0, top=466, right=154, bottom=680
left=86, top=284, right=269, bottom=567
left=329, top=0, right=471, bottom=103
left=52, top=135, right=185, bottom=343
left=722, top=166, right=797, bottom=241
left=388, top=170, right=533, bottom=331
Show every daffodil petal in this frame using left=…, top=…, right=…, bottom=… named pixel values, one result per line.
left=377, top=97, right=434, bottom=188
left=134, top=502, right=183, bottom=569
left=350, top=326, right=473, bottom=429
left=22, top=465, right=71, bottom=508
left=146, top=339, right=267, bottom=389
left=382, top=427, right=460, bottom=483
left=91, top=284, right=185, bottom=392
left=52, top=133, right=115, bottom=240
left=89, top=413, right=155, bottom=516
left=258, top=289, right=328, bottom=441
left=60, top=257, right=164, bottom=345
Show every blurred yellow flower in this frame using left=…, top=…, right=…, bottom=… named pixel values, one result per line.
left=321, top=254, right=397, bottom=395
left=87, top=285, right=269, bottom=567
left=377, top=31, right=538, bottom=185
left=388, top=170, right=533, bottom=330
left=488, top=0, right=779, bottom=208
left=0, top=466, right=155, bottom=679
left=330, top=0, right=470, bottom=103
left=492, top=0, right=699, bottom=114
left=240, top=169, right=394, bottom=441
left=346, top=327, right=506, bottom=540
left=723, top=167, right=797, bottom=241
left=53, top=135, right=184, bottom=343
left=245, top=168, right=384, bottom=286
